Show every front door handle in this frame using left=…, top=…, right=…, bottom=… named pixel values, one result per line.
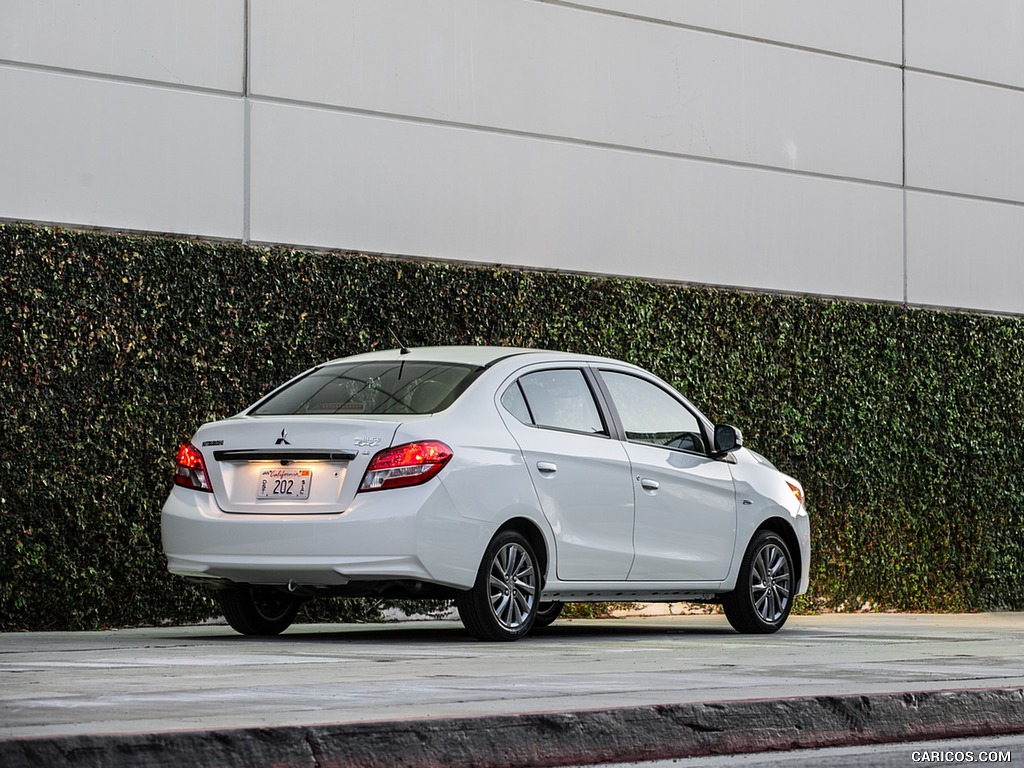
left=640, top=477, right=660, bottom=491
left=536, top=461, right=558, bottom=474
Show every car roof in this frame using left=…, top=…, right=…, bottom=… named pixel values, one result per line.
left=327, top=345, right=630, bottom=369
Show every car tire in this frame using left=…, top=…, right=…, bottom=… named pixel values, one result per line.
left=218, top=585, right=301, bottom=636
left=532, top=601, right=564, bottom=629
left=722, top=530, right=794, bottom=634
left=456, top=530, right=539, bottom=642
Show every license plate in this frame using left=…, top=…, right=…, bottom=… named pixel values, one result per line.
left=257, top=468, right=312, bottom=500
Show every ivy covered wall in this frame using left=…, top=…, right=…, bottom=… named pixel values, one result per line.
left=2, top=222, right=1022, bottom=630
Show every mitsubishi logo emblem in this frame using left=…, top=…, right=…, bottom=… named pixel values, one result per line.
left=275, top=429, right=290, bottom=445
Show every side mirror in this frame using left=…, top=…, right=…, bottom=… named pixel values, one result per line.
left=713, top=424, right=743, bottom=456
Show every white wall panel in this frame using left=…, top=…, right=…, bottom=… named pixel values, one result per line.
left=0, top=66, right=243, bottom=238
left=249, top=102, right=904, bottom=302
left=907, top=193, right=1024, bottom=315
left=906, top=0, right=1024, bottom=88
left=251, top=0, right=902, bottom=184
left=0, top=0, right=243, bottom=92
left=563, top=0, right=902, bottom=63
left=906, top=72, right=1024, bottom=203
left=2, top=0, right=1020, bottom=316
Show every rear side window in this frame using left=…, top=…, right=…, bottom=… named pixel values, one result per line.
left=504, top=369, right=606, bottom=435
left=251, top=361, right=480, bottom=416
left=500, top=381, right=533, bottom=424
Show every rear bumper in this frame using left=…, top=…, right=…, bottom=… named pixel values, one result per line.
left=163, top=552, right=429, bottom=587
left=160, top=482, right=480, bottom=590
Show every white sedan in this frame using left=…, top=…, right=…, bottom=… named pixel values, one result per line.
left=162, top=346, right=810, bottom=641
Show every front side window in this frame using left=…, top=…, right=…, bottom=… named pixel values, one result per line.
left=600, top=370, right=705, bottom=452
left=251, top=361, right=479, bottom=416
left=505, top=369, right=606, bottom=435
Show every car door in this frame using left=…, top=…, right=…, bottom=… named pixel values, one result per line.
left=597, top=369, right=737, bottom=582
left=498, top=367, right=635, bottom=580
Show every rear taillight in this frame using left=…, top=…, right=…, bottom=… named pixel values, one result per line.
left=174, top=443, right=212, bottom=492
left=359, top=441, right=453, bottom=492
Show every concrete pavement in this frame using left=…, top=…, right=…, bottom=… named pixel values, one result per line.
left=1, top=612, right=1023, bottom=766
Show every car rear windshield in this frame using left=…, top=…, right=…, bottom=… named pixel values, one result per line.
left=250, top=360, right=482, bottom=416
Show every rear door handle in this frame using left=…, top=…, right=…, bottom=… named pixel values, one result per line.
left=536, top=461, right=558, bottom=474
left=640, top=477, right=660, bottom=491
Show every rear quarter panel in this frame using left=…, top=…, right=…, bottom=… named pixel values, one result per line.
left=393, top=388, right=555, bottom=587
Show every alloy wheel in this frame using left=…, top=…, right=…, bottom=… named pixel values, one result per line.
left=750, top=542, right=792, bottom=624
left=722, top=530, right=795, bottom=634
left=488, top=541, right=537, bottom=631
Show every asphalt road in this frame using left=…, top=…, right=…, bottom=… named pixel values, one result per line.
left=2, top=612, right=1023, bottom=767
left=586, top=734, right=1024, bottom=766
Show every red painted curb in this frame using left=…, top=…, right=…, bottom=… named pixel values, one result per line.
left=3, top=688, right=1023, bottom=768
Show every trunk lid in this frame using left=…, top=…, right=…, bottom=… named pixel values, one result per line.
left=193, top=416, right=400, bottom=514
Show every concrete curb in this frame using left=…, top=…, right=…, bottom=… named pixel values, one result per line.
left=3, top=687, right=1023, bottom=768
